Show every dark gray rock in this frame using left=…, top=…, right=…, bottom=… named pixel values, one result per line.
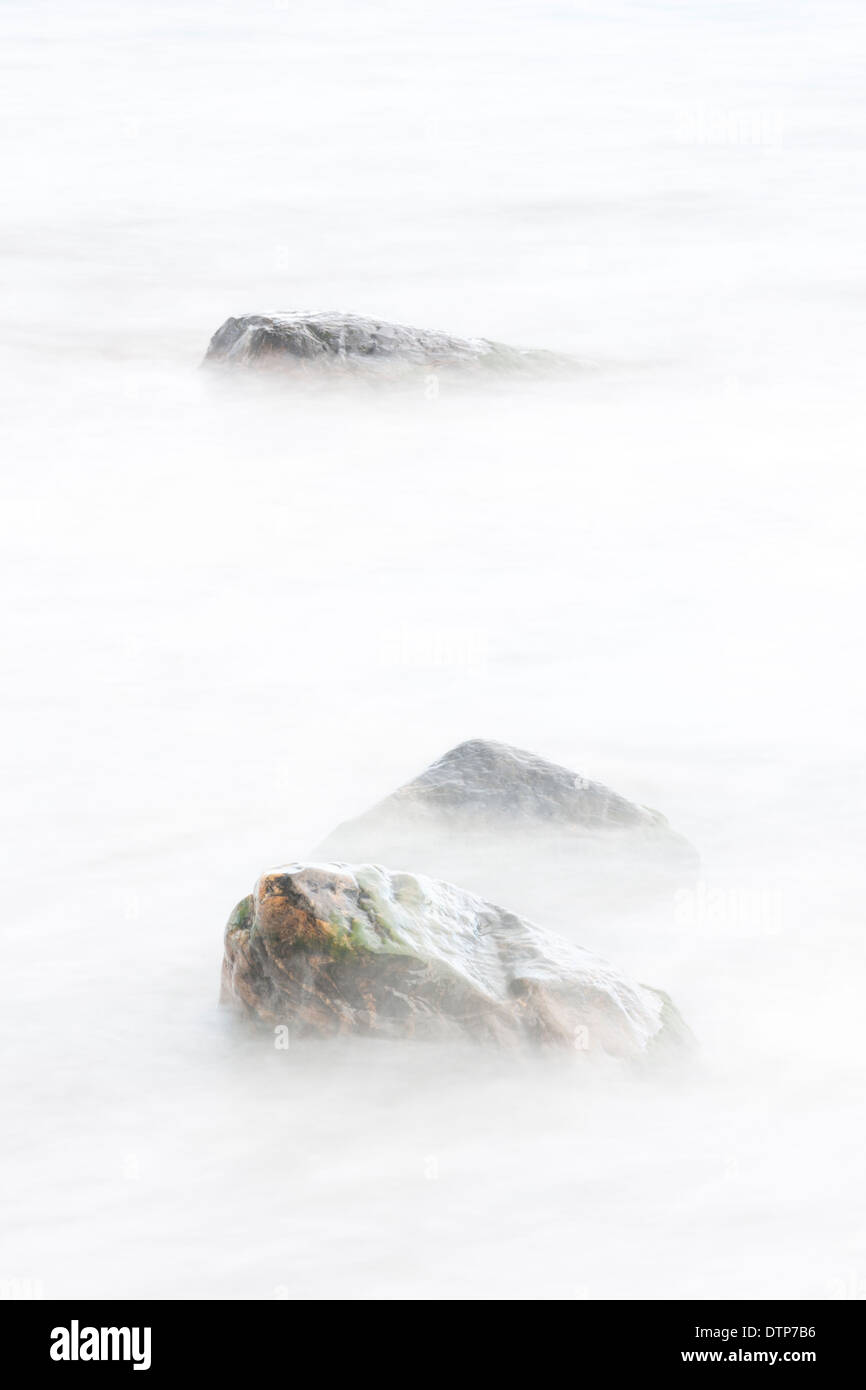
left=315, top=740, right=698, bottom=926
left=203, top=311, right=570, bottom=378
left=220, top=861, right=690, bottom=1057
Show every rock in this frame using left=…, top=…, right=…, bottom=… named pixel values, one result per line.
left=314, top=740, right=698, bottom=926
left=319, top=738, right=692, bottom=839
left=202, top=311, right=570, bottom=378
left=220, top=861, right=689, bottom=1057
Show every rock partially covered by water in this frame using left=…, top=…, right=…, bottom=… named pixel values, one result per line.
left=220, top=862, right=689, bottom=1057
left=321, top=738, right=692, bottom=840
left=315, top=740, right=698, bottom=923
left=203, top=311, right=569, bottom=378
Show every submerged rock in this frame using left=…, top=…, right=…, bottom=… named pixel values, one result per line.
left=319, top=738, right=693, bottom=841
left=315, top=740, right=698, bottom=925
left=220, top=862, right=689, bottom=1057
left=202, top=311, right=569, bottom=378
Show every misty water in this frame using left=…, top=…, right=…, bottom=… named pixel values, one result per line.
left=2, top=0, right=865, bottom=1298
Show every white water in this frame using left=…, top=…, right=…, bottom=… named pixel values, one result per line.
left=2, top=0, right=865, bottom=1299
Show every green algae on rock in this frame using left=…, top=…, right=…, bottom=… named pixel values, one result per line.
left=220, top=861, right=691, bottom=1057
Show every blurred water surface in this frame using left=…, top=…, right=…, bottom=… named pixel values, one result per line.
left=1, top=0, right=865, bottom=1298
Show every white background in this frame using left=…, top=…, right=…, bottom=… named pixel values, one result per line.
left=1, top=0, right=865, bottom=1298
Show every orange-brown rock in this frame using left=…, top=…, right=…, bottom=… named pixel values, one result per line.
left=221, top=862, right=690, bottom=1057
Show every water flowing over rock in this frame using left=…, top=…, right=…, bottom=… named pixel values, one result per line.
left=315, top=740, right=698, bottom=924
left=220, top=862, right=689, bottom=1057
left=202, top=311, right=570, bottom=378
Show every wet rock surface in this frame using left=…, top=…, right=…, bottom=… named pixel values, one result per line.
left=203, top=311, right=570, bottom=378
left=220, top=861, right=689, bottom=1056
